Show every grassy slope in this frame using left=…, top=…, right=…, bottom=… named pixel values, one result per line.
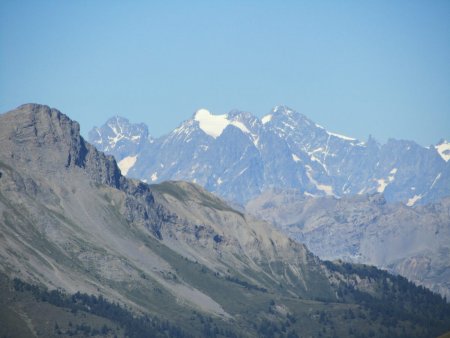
left=1, top=165, right=450, bottom=337
left=0, top=275, right=124, bottom=338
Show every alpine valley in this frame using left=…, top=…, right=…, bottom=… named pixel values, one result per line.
left=1, top=104, right=450, bottom=338
left=89, top=106, right=450, bottom=301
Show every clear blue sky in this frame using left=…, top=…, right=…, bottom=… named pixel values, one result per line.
left=1, top=1, right=449, bottom=145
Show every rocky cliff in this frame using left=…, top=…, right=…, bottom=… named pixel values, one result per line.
left=1, top=104, right=450, bottom=337
left=246, top=190, right=450, bottom=299
left=90, top=106, right=450, bottom=205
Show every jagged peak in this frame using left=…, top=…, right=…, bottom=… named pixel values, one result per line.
left=3, top=103, right=81, bottom=144
left=106, top=115, right=130, bottom=124
left=16, top=102, right=52, bottom=111
left=268, top=105, right=314, bottom=125
left=89, top=114, right=150, bottom=152
left=227, top=109, right=254, bottom=120
left=104, top=115, right=148, bottom=133
left=190, top=108, right=254, bottom=138
left=271, top=105, right=295, bottom=115
left=435, top=139, right=450, bottom=162
left=0, top=103, right=124, bottom=189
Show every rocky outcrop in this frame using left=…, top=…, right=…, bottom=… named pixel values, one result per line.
left=2, top=104, right=450, bottom=337
left=90, top=106, right=450, bottom=205
left=0, top=104, right=124, bottom=188
left=246, top=190, right=450, bottom=299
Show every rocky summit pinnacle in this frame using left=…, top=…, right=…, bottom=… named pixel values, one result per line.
left=90, top=106, right=450, bottom=205
left=0, top=103, right=124, bottom=189
left=2, top=103, right=450, bottom=337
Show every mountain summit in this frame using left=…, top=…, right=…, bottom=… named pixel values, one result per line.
left=90, top=106, right=450, bottom=205
left=2, top=103, right=450, bottom=337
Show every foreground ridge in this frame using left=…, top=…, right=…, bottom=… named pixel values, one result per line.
left=1, top=103, right=450, bottom=337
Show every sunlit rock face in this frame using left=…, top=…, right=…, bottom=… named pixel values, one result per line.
left=90, top=105, right=450, bottom=205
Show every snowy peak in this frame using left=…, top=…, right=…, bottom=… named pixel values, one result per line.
left=193, top=108, right=253, bottom=138
left=88, top=116, right=150, bottom=174
left=326, top=131, right=356, bottom=141
left=89, top=105, right=450, bottom=205
left=267, top=106, right=358, bottom=143
left=435, top=140, right=450, bottom=162
left=194, top=109, right=229, bottom=138
left=270, top=105, right=311, bottom=123
left=89, top=116, right=149, bottom=151
left=271, top=105, right=295, bottom=116
left=261, top=114, right=272, bottom=124
left=266, top=105, right=324, bottom=136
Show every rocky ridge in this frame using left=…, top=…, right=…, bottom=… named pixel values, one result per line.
left=246, top=190, right=450, bottom=299
left=89, top=106, right=450, bottom=205
left=2, top=104, right=450, bottom=337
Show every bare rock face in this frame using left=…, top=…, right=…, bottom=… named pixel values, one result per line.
left=0, top=103, right=123, bottom=188
left=2, top=104, right=450, bottom=337
left=246, top=190, right=450, bottom=299
left=0, top=104, right=335, bottom=314
left=90, top=106, right=450, bottom=206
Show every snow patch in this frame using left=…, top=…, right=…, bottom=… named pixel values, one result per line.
left=261, top=114, right=273, bottom=124
left=252, top=136, right=260, bottom=147
left=107, top=133, right=124, bottom=149
left=194, top=108, right=251, bottom=138
left=281, top=121, right=295, bottom=130
left=194, top=109, right=229, bottom=138
left=376, top=179, right=388, bottom=193
left=327, top=131, right=356, bottom=141
left=430, top=173, right=441, bottom=189
left=305, top=165, right=334, bottom=196
left=435, top=141, right=450, bottom=162
left=230, top=120, right=250, bottom=134
left=118, top=155, right=137, bottom=176
left=308, top=149, right=328, bottom=174
left=376, top=168, right=397, bottom=193
left=315, top=123, right=325, bottom=129
left=238, top=167, right=248, bottom=176
left=407, top=194, right=422, bottom=207
left=316, top=183, right=334, bottom=196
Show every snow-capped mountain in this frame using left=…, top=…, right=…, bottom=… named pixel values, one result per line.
left=88, top=116, right=152, bottom=175
left=4, top=104, right=450, bottom=338
left=89, top=106, right=450, bottom=205
left=436, top=139, right=450, bottom=162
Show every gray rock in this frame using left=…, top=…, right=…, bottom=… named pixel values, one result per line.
left=246, top=190, right=450, bottom=299
left=89, top=106, right=450, bottom=205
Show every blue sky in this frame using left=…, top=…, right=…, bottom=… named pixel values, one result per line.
left=1, top=1, right=449, bottom=145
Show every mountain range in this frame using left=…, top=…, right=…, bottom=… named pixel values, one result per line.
left=89, top=106, right=450, bottom=206
left=89, top=106, right=450, bottom=301
left=246, top=189, right=450, bottom=299
left=1, top=103, right=450, bottom=337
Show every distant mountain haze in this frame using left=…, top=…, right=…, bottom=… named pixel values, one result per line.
left=246, top=190, right=450, bottom=300
left=3, top=103, right=450, bottom=336
left=89, top=106, right=450, bottom=206
left=89, top=105, right=450, bottom=300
